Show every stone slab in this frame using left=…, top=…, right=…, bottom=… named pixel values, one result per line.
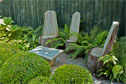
left=29, top=46, right=64, bottom=60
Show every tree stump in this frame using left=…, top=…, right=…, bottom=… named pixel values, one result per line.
left=48, top=59, right=55, bottom=67
left=65, top=40, right=76, bottom=48
left=87, top=47, right=103, bottom=73
left=40, top=37, right=57, bottom=47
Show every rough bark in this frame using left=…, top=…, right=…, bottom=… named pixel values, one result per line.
left=87, top=47, right=103, bottom=73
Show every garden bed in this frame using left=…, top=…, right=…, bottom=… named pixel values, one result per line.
left=52, top=53, right=125, bottom=84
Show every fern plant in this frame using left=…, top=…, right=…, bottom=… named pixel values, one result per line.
left=46, top=24, right=69, bottom=49
left=98, top=51, right=125, bottom=83
left=65, top=26, right=108, bottom=59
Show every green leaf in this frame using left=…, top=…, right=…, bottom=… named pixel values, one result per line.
left=64, top=24, right=69, bottom=33
left=112, top=65, right=123, bottom=79
left=3, top=17, right=14, bottom=25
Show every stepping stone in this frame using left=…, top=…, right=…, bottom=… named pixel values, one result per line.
left=29, top=46, right=64, bottom=67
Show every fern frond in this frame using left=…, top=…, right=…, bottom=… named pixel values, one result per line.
left=72, top=46, right=85, bottom=59
left=65, top=43, right=81, bottom=52
left=94, top=30, right=108, bottom=46
left=64, top=24, right=69, bottom=33
left=46, top=38, right=64, bottom=45
left=53, top=43, right=64, bottom=48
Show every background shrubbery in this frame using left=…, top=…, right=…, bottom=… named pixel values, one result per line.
left=0, top=17, right=42, bottom=51
left=0, top=52, right=51, bottom=84
left=52, top=64, right=93, bottom=84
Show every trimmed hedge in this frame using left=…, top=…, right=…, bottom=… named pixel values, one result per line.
left=0, top=43, right=21, bottom=68
left=52, top=64, right=93, bottom=84
left=41, top=79, right=56, bottom=84
left=28, top=76, right=55, bottom=84
left=0, top=52, right=51, bottom=84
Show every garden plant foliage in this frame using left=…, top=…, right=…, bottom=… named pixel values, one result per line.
left=46, top=24, right=70, bottom=49
left=0, top=43, right=21, bottom=68
left=98, top=37, right=126, bottom=83
left=0, top=17, right=43, bottom=51
left=28, top=76, right=55, bottom=84
left=65, top=26, right=108, bottom=59
left=52, top=64, right=93, bottom=84
left=98, top=52, right=124, bottom=82
left=0, top=52, right=51, bottom=84
left=114, top=37, right=126, bottom=82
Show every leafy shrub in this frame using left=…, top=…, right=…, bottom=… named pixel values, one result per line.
left=0, top=43, right=21, bottom=68
left=114, top=37, right=126, bottom=69
left=0, top=17, right=43, bottom=51
left=98, top=52, right=125, bottom=83
left=28, top=76, right=46, bottom=84
left=28, top=76, right=55, bottom=84
left=41, top=78, right=56, bottom=84
left=0, top=52, right=51, bottom=84
left=52, top=64, right=93, bottom=84
left=113, top=36, right=126, bottom=82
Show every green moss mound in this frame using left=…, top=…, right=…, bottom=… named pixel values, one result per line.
left=52, top=64, right=93, bottom=84
left=0, top=52, right=51, bottom=84
left=28, top=76, right=55, bottom=84
left=0, top=43, right=21, bottom=68
left=41, top=78, right=56, bottom=84
left=28, top=76, right=47, bottom=84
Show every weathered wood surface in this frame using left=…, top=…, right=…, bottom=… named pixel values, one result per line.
left=87, top=21, right=119, bottom=73
left=102, top=21, right=119, bottom=55
left=0, top=0, right=125, bottom=36
left=69, top=12, right=80, bottom=42
left=41, top=10, right=58, bottom=46
left=65, top=12, right=80, bottom=48
left=42, top=11, right=58, bottom=38
left=87, top=47, right=103, bottom=73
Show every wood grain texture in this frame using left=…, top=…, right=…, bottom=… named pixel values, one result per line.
left=0, top=0, right=125, bottom=36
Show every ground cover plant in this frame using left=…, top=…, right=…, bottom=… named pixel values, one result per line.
left=0, top=17, right=42, bottom=51
left=97, top=36, right=126, bottom=83
left=0, top=52, right=51, bottom=84
left=52, top=64, right=93, bottom=84
left=98, top=52, right=124, bottom=82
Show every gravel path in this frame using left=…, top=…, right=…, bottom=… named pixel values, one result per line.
left=51, top=53, right=125, bottom=84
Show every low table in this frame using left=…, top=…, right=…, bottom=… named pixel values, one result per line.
left=29, top=46, right=64, bottom=67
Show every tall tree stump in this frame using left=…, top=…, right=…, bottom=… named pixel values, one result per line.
left=87, top=47, right=103, bottom=73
